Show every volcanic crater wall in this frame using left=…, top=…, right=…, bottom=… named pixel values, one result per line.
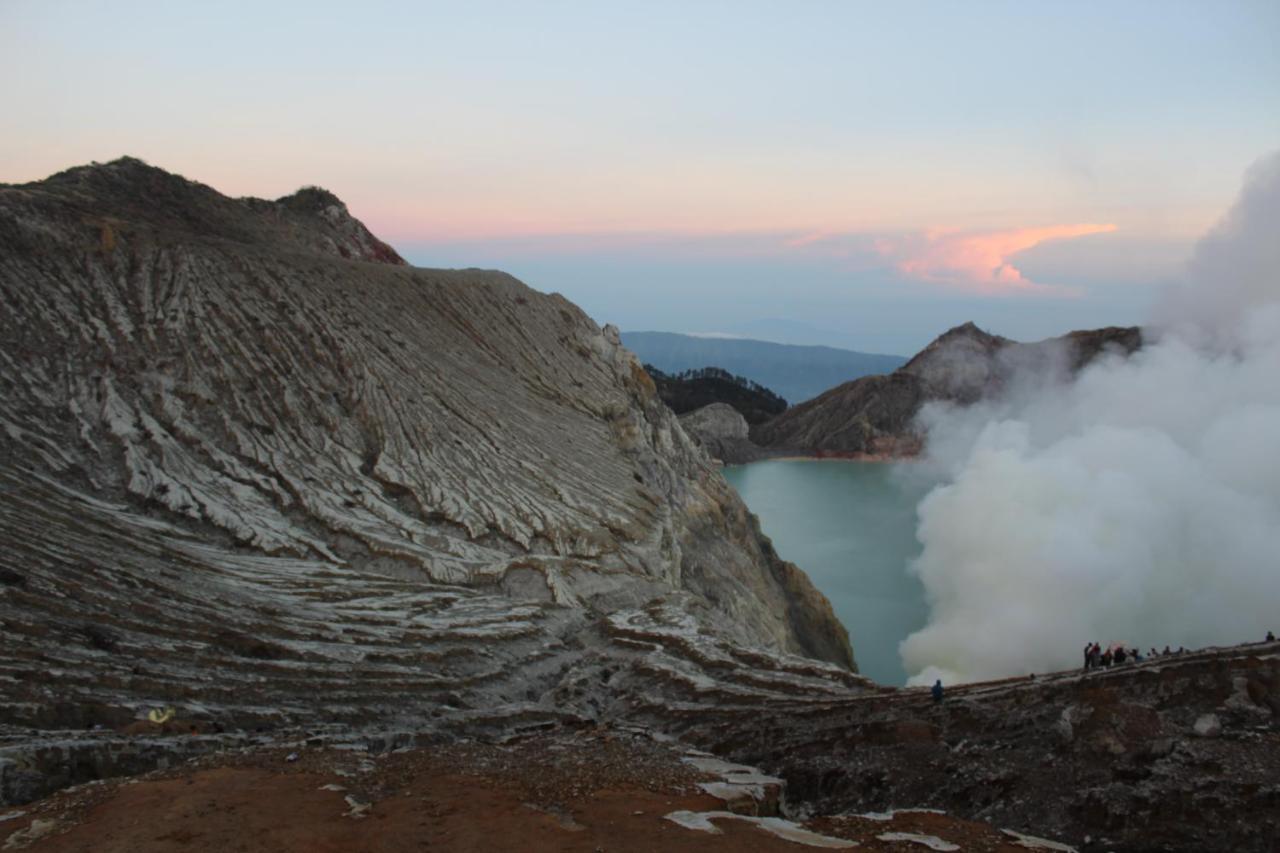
left=0, top=158, right=853, bottom=737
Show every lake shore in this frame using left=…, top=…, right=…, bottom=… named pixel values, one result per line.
left=765, top=452, right=916, bottom=464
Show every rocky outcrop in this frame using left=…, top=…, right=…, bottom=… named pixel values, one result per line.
left=678, top=403, right=764, bottom=464
left=0, top=158, right=855, bottom=745
left=752, top=322, right=1142, bottom=456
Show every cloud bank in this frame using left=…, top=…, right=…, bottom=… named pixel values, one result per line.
left=879, top=223, right=1117, bottom=295
left=901, top=151, right=1280, bottom=686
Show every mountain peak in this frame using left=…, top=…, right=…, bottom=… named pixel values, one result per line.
left=900, top=321, right=1009, bottom=387
left=933, top=320, right=1003, bottom=344
left=11, top=157, right=406, bottom=266
left=276, top=185, right=346, bottom=212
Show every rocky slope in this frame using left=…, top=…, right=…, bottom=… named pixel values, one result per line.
left=0, top=157, right=854, bottom=744
left=752, top=322, right=1142, bottom=456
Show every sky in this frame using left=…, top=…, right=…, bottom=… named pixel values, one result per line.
left=2, top=1, right=1277, bottom=354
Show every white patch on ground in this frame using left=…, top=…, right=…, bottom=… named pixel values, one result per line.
left=665, top=811, right=723, bottom=833
left=682, top=755, right=782, bottom=786
left=2, top=818, right=60, bottom=850
left=1002, top=828, right=1079, bottom=851
left=698, top=780, right=772, bottom=803
left=343, top=795, right=372, bottom=819
left=683, top=753, right=783, bottom=812
left=877, top=831, right=960, bottom=851
left=681, top=756, right=751, bottom=774
left=855, top=808, right=947, bottom=821
left=664, top=811, right=858, bottom=848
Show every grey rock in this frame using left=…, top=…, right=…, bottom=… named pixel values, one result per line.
left=1054, top=706, right=1075, bottom=743
left=682, top=403, right=749, bottom=442
left=1193, top=714, right=1221, bottom=737
left=678, top=403, right=764, bottom=464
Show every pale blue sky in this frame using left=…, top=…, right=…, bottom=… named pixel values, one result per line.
left=3, top=1, right=1276, bottom=352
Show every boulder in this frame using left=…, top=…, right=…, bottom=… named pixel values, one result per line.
left=678, top=403, right=764, bottom=464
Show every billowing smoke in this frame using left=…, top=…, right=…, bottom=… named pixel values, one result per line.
left=901, top=151, right=1280, bottom=686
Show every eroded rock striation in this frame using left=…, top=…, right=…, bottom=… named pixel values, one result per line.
left=752, top=322, right=1142, bottom=456
left=0, top=158, right=854, bottom=753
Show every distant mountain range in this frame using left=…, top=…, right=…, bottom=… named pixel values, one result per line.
left=620, top=331, right=906, bottom=405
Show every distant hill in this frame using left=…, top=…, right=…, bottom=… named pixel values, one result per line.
left=644, top=365, right=787, bottom=425
left=752, top=322, right=1143, bottom=456
left=620, top=332, right=907, bottom=404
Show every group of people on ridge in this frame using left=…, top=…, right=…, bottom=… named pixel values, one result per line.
left=1082, top=642, right=1178, bottom=670
left=1084, top=643, right=1138, bottom=669
left=1084, top=632, right=1276, bottom=671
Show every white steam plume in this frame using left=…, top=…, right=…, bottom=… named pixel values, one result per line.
left=902, top=151, right=1280, bottom=686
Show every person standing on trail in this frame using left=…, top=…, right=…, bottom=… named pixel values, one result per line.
left=931, top=679, right=944, bottom=704
left=1101, top=647, right=1113, bottom=668
left=1083, top=643, right=1093, bottom=670
left=1114, top=646, right=1127, bottom=665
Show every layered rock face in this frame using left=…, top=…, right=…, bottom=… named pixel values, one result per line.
left=753, top=321, right=1142, bottom=455
left=0, top=158, right=853, bottom=745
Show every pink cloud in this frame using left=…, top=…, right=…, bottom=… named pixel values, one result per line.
left=883, top=223, right=1118, bottom=294
left=784, top=230, right=831, bottom=249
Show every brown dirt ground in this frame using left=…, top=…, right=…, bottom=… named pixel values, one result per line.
left=0, top=731, right=1056, bottom=852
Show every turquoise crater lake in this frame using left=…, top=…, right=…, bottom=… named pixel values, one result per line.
left=723, top=459, right=931, bottom=685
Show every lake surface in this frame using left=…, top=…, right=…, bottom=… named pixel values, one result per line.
left=722, top=459, right=930, bottom=685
